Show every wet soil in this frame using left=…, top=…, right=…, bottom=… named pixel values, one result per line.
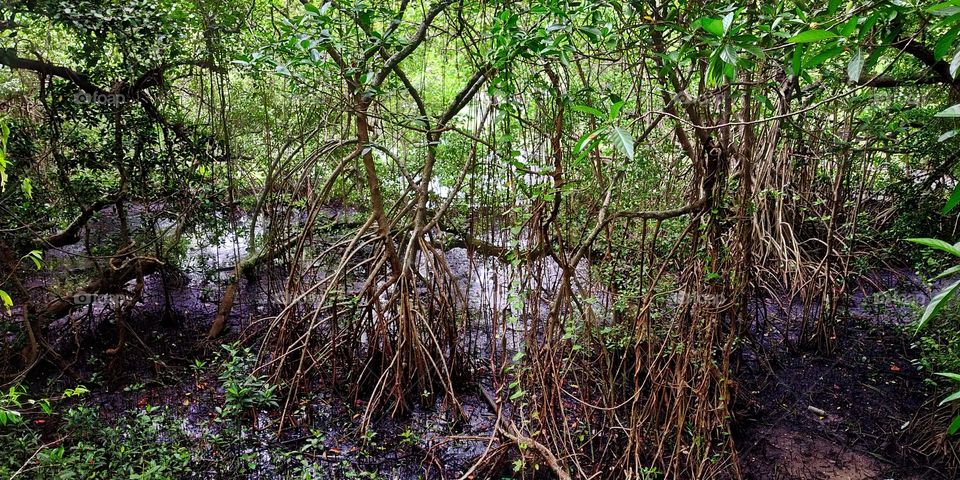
left=43, top=270, right=950, bottom=479
left=735, top=272, right=951, bottom=480
left=10, top=205, right=957, bottom=479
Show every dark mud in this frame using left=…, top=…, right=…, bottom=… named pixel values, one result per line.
left=10, top=206, right=956, bottom=479
left=735, top=271, right=950, bottom=480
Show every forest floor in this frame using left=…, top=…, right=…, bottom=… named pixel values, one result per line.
left=736, top=318, right=934, bottom=479
left=16, top=208, right=954, bottom=478
left=736, top=272, right=948, bottom=480
left=29, top=269, right=947, bottom=479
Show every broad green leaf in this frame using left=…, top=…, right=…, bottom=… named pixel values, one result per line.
left=0, top=409, right=21, bottom=426
left=938, top=372, right=960, bottom=382
left=847, top=49, right=864, bottom=83
left=938, top=11, right=960, bottom=28
left=20, top=177, right=31, bottom=199
left=936, top=104, right=960, bottom=117
left=792, top=45, right=805, bottom=77
left=860, top=13, right=880, bottom=40
left=720, top=44, right=738, bottom=65
left=723, top=61, right=735, bottom=82
left=828, top=0, right=842, bottom=15
left=0, top=290, right=11, bottom=314
left=946, top=184, right=960, bottom=214
left=741, top=44, right=765, bottom=59
left=788, top=30, right=839, bottom=44
left=865, top=46, right=888, bottom=72
left=570, top=104, right=604, bottom=118
left=573, top=128, right=603, bottom=160
left=952, top=48, right=960, bottom=78
left=906, top=238, right=960, bottom=257
left=609, top=100, right=625, bottom=120
left=935, top=25, right=960, bottom=60
left=806, top=46, right=843, bottom=68
left=940, top=130, right=959, bottom=143
left=840, top=17, right=859, bottom=37
left=934, top=264, right=960, bottom=280
left=916, top=279, right=960, bottom=332
left=26, top=250, right=42, bottom=270
left=722, top=11, right=735, bottom=33
left=607, top=126, right=635, bottom=161
left=699, top=18, right=724, bottom=37
left=941, top=388, right=960, bottom=406
left=949, top=415, right=960, bottom=435
left=707, top=52, right=725, bottom=85
left=928, top=0, right=960, bottom=15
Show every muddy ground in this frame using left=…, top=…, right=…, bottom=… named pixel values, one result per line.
left=8, top=208, right=958, bottom=478
left=736, top=272, right=951, bottom=480
left=22, top=271, right=951, bottom=479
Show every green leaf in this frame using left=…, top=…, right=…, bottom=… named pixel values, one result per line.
left=699, top=17, right=725, bottom=37
left=916, top=279, right=960, bottom=332
left=788, top=30, right=839, bottom=44
left=865, top=47, right=887, bottom=72
left=828, top=0, right=842, bottom=15
left=936, top=104, right=960, bottom=117
left=570, top=104, right=604, bottom=118
left=847, top=49, right=864, bottom=83
left=941, top=388, right=960, bottom=406
left=573, top=128, right=604, bottom=160
left=937, top=372, right=960, bottom=382
left=840, top=16, right=859, bottom=37
left=707, top=52, right=724, bottom=85
left=720, top=44, right=738, bottom=65
left=938, top=11, right=960, bottom=28
left=935, top=25, right=960, bottom=60
left=722, top=11, right=735, bottom=33
left=0, top=290, right=11, bottom=314
left=741, top=44, right=766, bottom=59
left=860, top=12, right=880, bottom=40
left=928, top=0, right=960, bottom=15
left=806, top=46, right=843, bottom=68
left=940, top=130, right=959, bottom=143
left=948, top=415, right=960, bottom=435
left=906, top=238, right=960, bottom=257
left=608, top=100, right=625, bottom=120
left=26, top=250, right=42, bottom=270
left=792, top=45, right=805, bottom=77
left=607, top=126, right=635, bottom=161
left=0, top=409, right=21, bottom=426
left=951, top=48, right=960, bottom=78
left=946, top=184, right=960, bottom=214
left=303, top=3, right=325, bottom=16
left=20, top=177, right=31, bottom=199
left=934, top=264, right=960, bottom=281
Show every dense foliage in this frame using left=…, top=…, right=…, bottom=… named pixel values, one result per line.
left=3, top=0, right=960, bottom=478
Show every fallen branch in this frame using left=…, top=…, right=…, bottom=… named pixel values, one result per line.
left=36, top=256, right=163, bottom=322
left=41, top=199, right=115, bottom=248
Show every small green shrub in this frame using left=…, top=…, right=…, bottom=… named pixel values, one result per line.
left=0, top=386, right=191, bottom=479
left=216, top=344, right=278, bottom=419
